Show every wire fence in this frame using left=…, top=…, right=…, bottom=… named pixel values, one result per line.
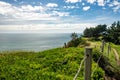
left=91, top=55, right=102, bottom=77
left=73, top=57, right=86, bottom=80
left=73, top=40, right=119, bottom=80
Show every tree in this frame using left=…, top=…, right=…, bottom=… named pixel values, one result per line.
left=66, top=33, right=84, bottom=47
left=93, top=24, right=107, bottom=39
left=104, top=21, right=120, bottom=44
left=83, top=24, right=107, bottom=39
left=71, top=32, right=78, bottom=40
left=83, top=27, right=95, bottom=37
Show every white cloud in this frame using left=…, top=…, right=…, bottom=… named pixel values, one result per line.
left=83, top=6, right=90, bottom=11
left=112, top=1, right=120, bottom=6
left=113, top=5, right=120, bottom=12
left=46, top=3, right=58, bottom=7
left=0, top=23, right=97, bottom=33
left=14, top=12, right=57, bottom=20
left=0, top=1, right=50, bottom=20
left=0, top=1, right=119, bottom=33
left=65, top=0, right=81, bottom=3
left=63, top=6, right=76, bottom=9
left=0, top=1, right=18, bottom=15
left=52, top=11, right=69, bottom=17
left=21, top=5, right=44, bottom=12
left=97, top=0, right=105, bottom=6
left=0, top=1, right=10, bottom=6
left=0, top=1, right=69, bottom=21
left=108, top=1, right=120, bottom=12
left=82, top=3, right=85, bottom=6
left=108, top=4, right=114, bottom=7
left=108, top=0, right=120, bottom=7
left=87, top=0, right=107, bottom=6
left=87, top=0, right=96, bottom=4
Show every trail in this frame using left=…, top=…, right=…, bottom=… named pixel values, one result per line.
left=112, top=48, right=120, bottom=65
left=104, top=75, right=116, bottom=80
left=103, top=48, right=120, bottom=80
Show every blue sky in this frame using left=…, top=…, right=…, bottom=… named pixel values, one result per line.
left=0, top=0, right=120, bottom=33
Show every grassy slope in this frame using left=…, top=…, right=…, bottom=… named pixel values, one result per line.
left=0, top=47, right=104, bottom=80
left=89, top=41, right=120, bottom=65
left=89, top=40, right=120, bottom=77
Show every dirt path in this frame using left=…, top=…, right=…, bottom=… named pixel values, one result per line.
left=104, top=76, right=116, bottom=80
left=112, top=48, right=120, bottom=65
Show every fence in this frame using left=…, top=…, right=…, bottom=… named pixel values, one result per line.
left=73, top=40, right=119, bottom=80
left=73, top=47, right=92, bottom=80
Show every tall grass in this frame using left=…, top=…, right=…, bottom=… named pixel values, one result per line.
left=0, top=47, right=104, bottom=80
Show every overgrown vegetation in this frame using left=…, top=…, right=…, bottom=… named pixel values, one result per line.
left=93, top=49, right=120, bottom=80
left=87, top=39, right=120, bottom=80
left=0, top=48, right=104, bottom=80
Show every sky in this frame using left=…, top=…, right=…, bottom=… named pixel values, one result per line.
left=0, top=0, right=120, bottom=33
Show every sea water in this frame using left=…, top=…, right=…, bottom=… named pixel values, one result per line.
left=0, top=33, right=71, bottom=51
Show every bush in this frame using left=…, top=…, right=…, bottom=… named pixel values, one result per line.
left=66, top=38, right=82, bottom=47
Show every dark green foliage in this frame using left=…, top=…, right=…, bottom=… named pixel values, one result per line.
left=66, top=33, right=88, bottom=47
left=71, top=32, right=78, bottom=40
left=67, top=38, right=82, bottom=47
left=83, top=21, right=120, bottom=44
left=103, top=21, right=120, bottom=44
left=84, top=27, right=95, bottom=37
left=83, top=25, right=107, bottom=39
left=92, top=68, right=104, bottom=80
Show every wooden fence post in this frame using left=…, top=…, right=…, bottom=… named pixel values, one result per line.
left=101, top=40, right=105, bottom=52
left=64, top=43, right=67, bottom=48
left=107, top=42, right=111, bottom=56
left=84, top=47, right=92, bottom=80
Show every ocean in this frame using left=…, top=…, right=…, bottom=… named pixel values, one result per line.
left=0, top=33, right=71, bottom=52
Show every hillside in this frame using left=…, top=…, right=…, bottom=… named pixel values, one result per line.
left=88, top=40, right=120, bottom=80
left=0, top=47, right=104, bottom=80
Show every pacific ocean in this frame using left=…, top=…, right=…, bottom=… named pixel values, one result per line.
left=0, top=33, right=72, bottom=51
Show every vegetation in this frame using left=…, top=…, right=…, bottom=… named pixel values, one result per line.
left=88, top=39, right=120, bottom=79
left=83, top=21, right=120, bottom=79
left=70, top=32, right=78, bottom=40
left=66, top=33, right=89, bottom=47
left=0, top=47, right=104, bottom=80
left=93, top=49, right=120, bottom=80
left=83, top=24, right=107, bottom=40
left=103, top=21, right=120, bottom=44
left=83, top=21, right=120, bottom=44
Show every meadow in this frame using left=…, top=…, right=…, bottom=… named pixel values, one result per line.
left=0, top=47, right=104, bottom=80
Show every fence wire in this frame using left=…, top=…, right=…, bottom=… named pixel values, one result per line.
left=91, top=55, right=102, bottom=78
left=73, top=57, right=86, bottom=80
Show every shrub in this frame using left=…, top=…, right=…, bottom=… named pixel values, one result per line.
left=66, top=38, right=82, bottom=47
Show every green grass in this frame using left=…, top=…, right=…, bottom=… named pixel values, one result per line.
left=0, top=47, right=104, bottom=80
left=89, top=40, right=120, bottom=75
left=111, top=43, right=120, bottom=55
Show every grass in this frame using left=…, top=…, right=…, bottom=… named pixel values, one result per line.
left=0, top=47, right=104, bottom=80
left=111, top=43, right=120, bottom=55
left=89, top=40, right=120, bottom=75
